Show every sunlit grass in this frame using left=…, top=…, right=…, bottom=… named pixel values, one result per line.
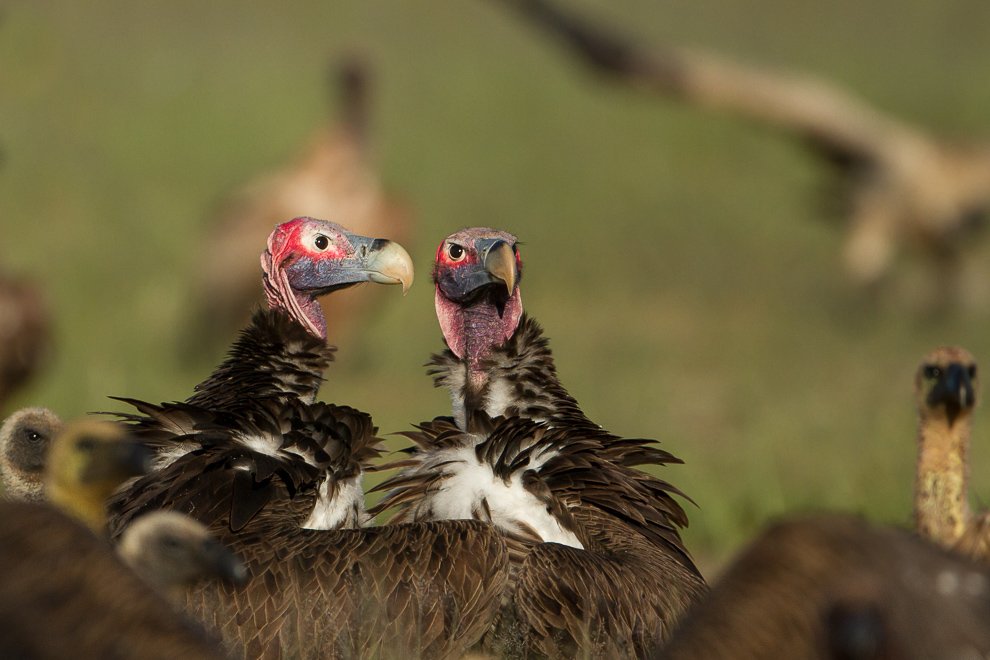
left=3, top=0, right=990, bottom=567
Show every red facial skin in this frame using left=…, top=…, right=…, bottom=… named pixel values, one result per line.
left=260, top=217, right=353, bottom=339
left=433, top=228, right=523, bottom=379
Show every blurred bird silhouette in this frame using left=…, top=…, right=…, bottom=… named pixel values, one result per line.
left=0, top=272, right=53, bottom=410
left=912, top=346, right=990, bottom=561
left=657, top=515, right=990, bottom=660
left=0, top=419, right=232, bottom=659
left=184, top=55, right=413, bottom=358
left=0, top=407, right=62, bottom=502
left=487, top=0, right=990, bottom=306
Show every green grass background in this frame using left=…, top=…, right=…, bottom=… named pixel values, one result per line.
left=3, top=0, right=990, bottom=568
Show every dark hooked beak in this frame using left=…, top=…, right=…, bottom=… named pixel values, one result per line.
left=927, top=363, right=975, bottom=425
left=285, top=233, right=414, bottom=296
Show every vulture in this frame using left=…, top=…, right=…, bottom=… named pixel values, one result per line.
left=655, top=514, right=990, bottom=660
left=486, top=0, right=990, bottom=298
left=0, top=271, right=52, bottom=409
left=118, top=511, right=249, bottom=599
left=912, top=346, right=990, bottom=560
left=372, top=228, right=706, bottom=658
left=108, top=219, right=510, bottom=659
left=0, top=411, right=243, bottom=597
left=0, top=406, right=62, bottom=502
left=186, top=56, right=413, bottom=357
left=0, top=419, right=232, bottom=660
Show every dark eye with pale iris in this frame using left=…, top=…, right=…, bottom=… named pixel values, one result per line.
left=448, top=244, right=465, bottom=260
left=923, top=366, right=941, bottom=379
left=314, top=235, right=330, bottom=251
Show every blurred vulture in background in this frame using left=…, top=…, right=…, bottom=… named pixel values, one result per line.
left=0, top=271, right=53, bottom=410
left=487, top=0, right=990, bottom=306
left=656, top=515, right=990, bottom=660
left=912, top=346, right=990, bottom=561
left=185, top=55, right=413, bottom=356
left=0, top=419, right=233, bottom=660
left=0, top=407, right=62, bottom=502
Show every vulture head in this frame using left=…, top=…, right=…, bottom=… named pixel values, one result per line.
left=0, top=407, right=62, bottom=503
left=915, top=346, right=979, bottom=429
left=46, top=419, right=152, bottom=532
left=261, top=217, right=414, bottom=339
left=433, top=228, right=523, bottom=370
left=118, top=510, right=248, bottom=596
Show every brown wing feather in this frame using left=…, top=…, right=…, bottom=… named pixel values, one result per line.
left=182, top=520, right=509, bottom=660
left=0, top=501, right=228, bottom=660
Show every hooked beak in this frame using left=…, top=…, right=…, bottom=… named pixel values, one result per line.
left=359, top=238, right=414, bottom=295
left=435, top=238, right=518, bottom=303
left=482, top=239, right=517, bottom=295
left=279, top=234, right=414, bottom=296
left=927, top=363, right=975, bottom=425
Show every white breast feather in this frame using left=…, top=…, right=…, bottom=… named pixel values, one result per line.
left=484, top=378, right=515, bottom=419
left=302, top=476, right=366, bottom=530
left=234, top=431, right=282, bottom=458
left=427, top=446, right=584, bottom=549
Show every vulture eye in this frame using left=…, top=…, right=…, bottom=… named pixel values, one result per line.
left=314, top=235, right=330, bottom=251
left=447, top=244, right=465, bottom=261
left=969, top=366, right=978, bottom=379
left=25, top=431, right=41, bottom=443
left=923, top=366, right=941, bottom=380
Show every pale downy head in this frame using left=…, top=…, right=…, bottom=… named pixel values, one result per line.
left=0, top=407, right=62, bottom=502
left=45, top=419, right=152, bottom=532
left=432, top=228, right=523, bottom=370
left=261, top=217, right=413, bottom=339
left=117, top=511, right=248, bottom=594
left=915, top=346, right=979, bottom=429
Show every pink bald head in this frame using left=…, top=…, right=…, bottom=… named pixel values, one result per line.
left=261, top=217, right=414, bottom=339
left=433, top=227, right=523, bottom=373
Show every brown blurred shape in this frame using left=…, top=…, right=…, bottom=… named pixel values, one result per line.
left=185, top=55, right=413, bottom=358
left=0, top=272, right=53, bottom=411
left=658, top=515, right=990, bottom=660
left=491, top=0, right=990, bottom=301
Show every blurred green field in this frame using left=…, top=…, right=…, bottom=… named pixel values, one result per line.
left=3, top=0, right=990, bottom=567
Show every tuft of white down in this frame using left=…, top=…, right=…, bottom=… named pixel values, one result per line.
left=302, top=476, right=367, bottom=530
left=426, top=445, right=584, bottom=549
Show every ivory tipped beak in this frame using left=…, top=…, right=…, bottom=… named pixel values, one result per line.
left=365, top=240, right=414, bottom=295
left=484, top=241, right=517, bottom=294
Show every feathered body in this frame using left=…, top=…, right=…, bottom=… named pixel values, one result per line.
left=0, top=418, right=228, bottom=660
left=109, top=220, right=509, bottom=658
left=375, top=229, right=706, bottom=658
left=0, top=501, right=229, bottom=660
left=658, top=515, right=990, bottom=660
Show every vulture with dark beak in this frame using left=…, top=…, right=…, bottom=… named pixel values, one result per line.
left=913, top=346, right=990, bottom=561
left=373, top=228, right=706, bottom=658
left=108, top=219, right=509, bottom=659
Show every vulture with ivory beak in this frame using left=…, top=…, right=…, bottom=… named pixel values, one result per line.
left=108, top=219, right=510, bottom=659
